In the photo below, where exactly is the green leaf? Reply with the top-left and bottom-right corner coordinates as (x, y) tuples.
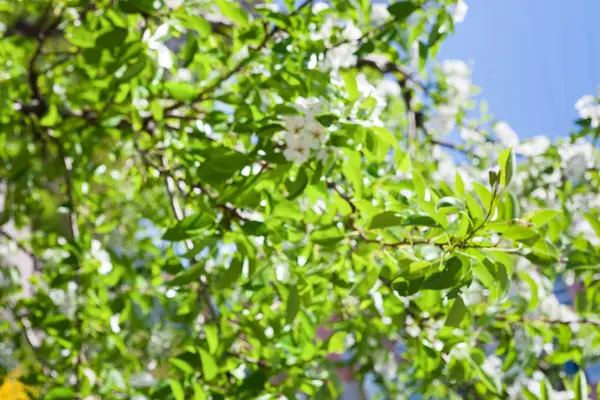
(455, 172), (465, 198)
(472, 259), (499, 299)
(342, 149), (363, 196)
(199, 347), (218, 381)
(168, 379), (185, 400)
(583, 212), (600, 236)
(40, 104), (62, 127)
(502, 226), (539, 246)
(165, 82), (197, 101)
(328, 331), (346, 353)
(435, 196), (464, 212)
(44, 387), (77, 400)
(423, 256), (463, 290)
(193, 383), (207, 400)
(340, 69), (359, 102)
(392, 277), (424, 296)
(182, 35), (198, 67)
(238, 369), (268, 396)
(215, 0), (249, 27)
(170, 357), (195, 375)
(523, 209), (561, 227)
(217, 257), (243, 289)
(0, 210), (8, 227)
(257, 123), (285, 136)
(369, 211), (403, 229)
(387, 1), (418, 23)
(519, 272), (539, 311)
(150, 99), (164, 121)
(167, 264), (204, 287)
(574, 370), (588, 400)
(488, 170), (499, 188)
(310, 226), (345, 246)
(412, 170), (426, 201)
(205, 325), (219, 354)
(403, 212), (439, 227)
(473, 182), (492, 209)
(498, 148), (515, 186)
(445, 296), (467, 327)
(540, 378), (550, 400)
(96, 28), (128, 50)
(119, 0), (155, 14)
(163, 213), (214, 241)
(286, 285), (300, 325)
(119, 56), (147, 81)
(286, 167), (308, 199)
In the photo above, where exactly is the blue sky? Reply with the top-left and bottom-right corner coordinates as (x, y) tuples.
(438, 0), (600, 140)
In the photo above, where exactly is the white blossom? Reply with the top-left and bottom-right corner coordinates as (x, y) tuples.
(295, 97), (322, 120)
(283, 115), (305, 134)
(110, 315), (121, 334)
(560, 140), (594, 184)
(143, 24), (173, 70)
(575, 94), (600, 127)
(165, 0), (184, 9)
(517, 136), (550, 157)
(452, 0), (469, 24)
(342, 20), (362, 42)
(571, 214), (600, 245)
(326, 43), (358, 70)
(441, 59), (471, 107)
(305, 120), (328, 149)
(482, 355), (502, 376)
(494, 121), (519, 147)
(371, 3), (391, 23)
(460, 127), (485, 142)
(283, 134), (311, 164)
(311, 16), (335, 41)
(129, 372), (157, 388)
(537, 295), (579, 322)
(91, 239), (113, 275)
(312, 1), (330, 14)
(425, 104), (458, 135)
(175, 68), (192, 81)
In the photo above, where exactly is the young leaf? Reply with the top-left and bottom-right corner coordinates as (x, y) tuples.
(455, 172), (466, 198)
(286, 167), (309, 200)
(198, 347), (218, 381)
(286, 285), (300, 325)
(205, 325), (219, 354)
(540, 378), (549, 400)
(445, 296), (467, 327)
(369, 211), (404, 229)
(328, 331), (347, 353)
(168, 380), (185, 400)
(388, 1), (418, 23)
(498, 148), (515, 186)
(574, 370), (588, 400)
(44, 387), (77, 400)
(217, 257), (243, 289)
(163, 213), (214, 241)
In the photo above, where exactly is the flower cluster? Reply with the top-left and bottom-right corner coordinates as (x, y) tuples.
(575, 94), (600, 127)
(281, 98), (329, 165)
(452, 0), (469, 24)
(560, 138), (596, 184)
(425, 60), (471, 135)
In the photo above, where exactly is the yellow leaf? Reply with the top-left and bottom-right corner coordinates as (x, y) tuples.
(0, 366), (39, 400)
